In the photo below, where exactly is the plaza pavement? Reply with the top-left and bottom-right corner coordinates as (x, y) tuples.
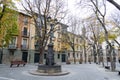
(0, 63), (120, 80)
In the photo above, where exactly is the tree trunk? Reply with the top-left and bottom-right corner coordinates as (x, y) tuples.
(0, 52), (3, 64)
(97, 48), (100, 65)
(73, 50), (76, 64)
(102, 58), (104, 67)
(0, 47), (3, 64)
(84, 53), (86, 63)
(84, 41), (87, 63)
(39, 47), (44, 64)
(110, 47), (116, 71)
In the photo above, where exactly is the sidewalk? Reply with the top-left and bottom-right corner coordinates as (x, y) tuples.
(102, 62), (120, 71)
(0, 63), (119, 80)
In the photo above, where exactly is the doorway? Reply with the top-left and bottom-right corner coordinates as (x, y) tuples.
(34, 53), (40, 63)
(61, 54), (66, 62)
(22, 52), (28, 62)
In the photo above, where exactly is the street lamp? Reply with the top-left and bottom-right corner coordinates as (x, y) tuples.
(46, 16), (58, 66)
(36, 16), (64, 74)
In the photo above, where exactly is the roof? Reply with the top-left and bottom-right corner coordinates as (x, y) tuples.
(58, 22), (69, 28)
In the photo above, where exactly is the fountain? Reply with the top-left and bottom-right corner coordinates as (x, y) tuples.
(29, 17), (69, 76)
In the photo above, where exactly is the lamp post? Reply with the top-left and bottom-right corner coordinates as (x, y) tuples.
(46, 16), (57, 66)
(31, 17), (69, 76)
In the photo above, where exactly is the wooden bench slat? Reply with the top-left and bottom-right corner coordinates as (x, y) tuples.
(10, 61), (26, 67)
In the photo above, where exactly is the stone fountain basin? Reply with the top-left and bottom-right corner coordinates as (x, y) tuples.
(29, 64), (70, 76)
(37, 64), (61, 73)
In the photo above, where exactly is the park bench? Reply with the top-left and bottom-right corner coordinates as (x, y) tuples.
(118, 70), (120, 75)
(10, 61), (26, 67)
(105, 66), (110, 69)
(118, 71), (120, 75)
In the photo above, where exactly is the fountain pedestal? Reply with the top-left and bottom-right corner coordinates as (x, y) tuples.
(37, 44), (61, 73)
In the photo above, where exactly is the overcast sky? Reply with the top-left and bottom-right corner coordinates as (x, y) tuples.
(14, 0), (120, 19)
(66, 0), (120, 19)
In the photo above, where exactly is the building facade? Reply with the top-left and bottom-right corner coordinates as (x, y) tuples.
(1, 12), (90, 64)
(2, 12), (35, 64)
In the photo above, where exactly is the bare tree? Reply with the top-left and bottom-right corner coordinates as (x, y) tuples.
(62, 15), (80, 64)
(20, 0), (67, 64)
(110, 11), (120, 46)
(80, 22), (88, 63)
(84, 15), (104, 65)
(78, 0), (116, 71)
(90, 0), (116, 71)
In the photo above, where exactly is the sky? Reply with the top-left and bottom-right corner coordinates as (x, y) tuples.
(13, 0), (120, 19)
(66, 0), (120, 19)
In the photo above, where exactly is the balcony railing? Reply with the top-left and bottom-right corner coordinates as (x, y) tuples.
(8, 44), (17, 50)
(21, 45), (28, 50)
(22, 31), (29, 37)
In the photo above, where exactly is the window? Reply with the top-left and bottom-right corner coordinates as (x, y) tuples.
(77, 46), (78, 50)
(23, 27), (27, 35)
(10, 51), (14, 56)
(22, 38), (27, 48)
(11, 37), (16, 45)
(23, 39), (27, 45)
(57, 54), (60, 59)
(36, 15), (44, 27)
(24, 16), (28, 25)
(68, 53), (70, 57)
(44, 54), (47, 59)
(58, 44), (60, 48)
(77, 53), (79, 57)
(76, 39), (78, 43)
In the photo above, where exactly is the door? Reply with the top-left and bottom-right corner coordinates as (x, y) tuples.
(61, 54), (66, 62)
(22, 52), (28, 62)
(34, 53), (40, 63)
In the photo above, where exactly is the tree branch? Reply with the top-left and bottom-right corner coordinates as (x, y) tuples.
(0, 4), (6, 20)
(107, 0), (120, 10)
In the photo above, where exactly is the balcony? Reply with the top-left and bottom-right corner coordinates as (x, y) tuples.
(22, 31), (29, 38)
(21, 45), (28, 50)
(8, 44), (17, 50)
